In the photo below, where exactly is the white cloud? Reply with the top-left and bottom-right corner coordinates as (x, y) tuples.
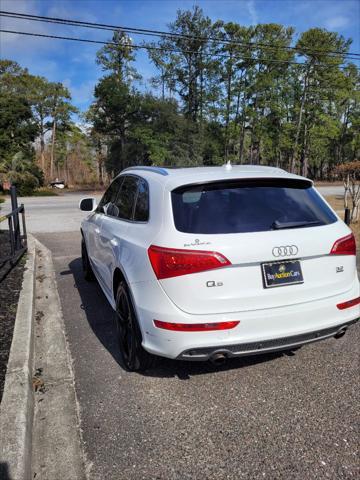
(63, 78), (97, 107)
(324, 15), (350, 30)
(0, 0), (37, 14)
(0, 0), (64, 55)
(293, 1), (356, 32)
(47, 2), (99, 23)
(0, 0), (103, 55)
(246, 0), (258, 25)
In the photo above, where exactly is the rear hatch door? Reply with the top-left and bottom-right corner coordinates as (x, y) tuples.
(156, 178), (356, 315)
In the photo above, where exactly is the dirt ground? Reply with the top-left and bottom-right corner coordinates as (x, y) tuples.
(326, 195), (359, 244)
(314, 181), (344, 186)
(0, 231), (25, 402)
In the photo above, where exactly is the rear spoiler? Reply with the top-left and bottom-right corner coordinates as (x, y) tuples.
(172, 177), (313, 193)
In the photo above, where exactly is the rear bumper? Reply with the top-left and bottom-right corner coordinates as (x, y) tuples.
(177, 319), (359, 360)
(131, 278), (360, 360)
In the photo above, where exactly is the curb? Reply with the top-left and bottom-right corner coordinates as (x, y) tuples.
(31, 238), (87, 480)
(0, 235), (36, 480)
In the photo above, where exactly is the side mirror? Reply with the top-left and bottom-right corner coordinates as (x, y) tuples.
(79, 197), (97, 212)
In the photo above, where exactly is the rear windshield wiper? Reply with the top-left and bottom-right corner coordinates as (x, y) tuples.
(271, 220), (321, 230)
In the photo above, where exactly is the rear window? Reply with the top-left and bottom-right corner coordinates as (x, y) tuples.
(171, 179), (337, 234)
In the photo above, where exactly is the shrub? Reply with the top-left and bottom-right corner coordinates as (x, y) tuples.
(27, 163), (44, 187)
(7, 171), (39, 196)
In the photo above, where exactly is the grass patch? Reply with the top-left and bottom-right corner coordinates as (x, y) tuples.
(31, 188), (58, 197)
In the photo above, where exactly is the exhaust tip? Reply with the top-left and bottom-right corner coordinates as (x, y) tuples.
(334, 327), (347, 339)
(210, 352), (227, 366)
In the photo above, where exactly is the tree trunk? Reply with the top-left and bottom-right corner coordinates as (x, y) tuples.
(224, 56), (233, 160)
(238, 82), (247, 163)
(119, 134), (125, 172)
(64, 154), (69, 185)
(40, 132), (45, 172)
(161, 68), (165, 101)
(300, 121), (308, 177)
(50, 119), (57, 180)
(239, 121), (246, 163)
(290, 68), (310, 173)
(40, 115), (45, 173)
(199, 49), (204, 126)
(98, 159), (104, 186)
(97, 140), (104, 186)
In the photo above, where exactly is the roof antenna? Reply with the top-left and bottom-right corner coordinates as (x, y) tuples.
(224, 160), (232, 171)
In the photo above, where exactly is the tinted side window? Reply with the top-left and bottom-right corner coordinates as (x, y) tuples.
(114, 176), (139, 220)
(134, 178), (149, 222)
(98, 177), (123, 211)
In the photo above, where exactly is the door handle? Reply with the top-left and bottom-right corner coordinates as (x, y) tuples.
(110, 238), (119, 246)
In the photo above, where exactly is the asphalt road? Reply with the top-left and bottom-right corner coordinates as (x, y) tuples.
(0, 192), (102, 233)
(317, 185), (345, 196)
(15, 190), (356, 480)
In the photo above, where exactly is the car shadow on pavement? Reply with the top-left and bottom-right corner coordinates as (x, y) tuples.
(0, 463), (11, 480)
(67, 258), (125, 369)
(69, 257), (294, 380)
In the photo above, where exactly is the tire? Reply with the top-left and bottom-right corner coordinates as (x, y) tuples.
(81, 238), (95, 281)
(115, 281), (156, 371)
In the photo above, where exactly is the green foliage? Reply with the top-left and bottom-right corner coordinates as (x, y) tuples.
(1, 151), (44, 196)
(0, 59), (78, 188)
(7, 171), (39, 196)
(0, 60), (41, 195)
(88, 8), (359, 179)
(96, 30), (141, 83)
(2, 8), (359, 186)
(0, 88), (38, 164)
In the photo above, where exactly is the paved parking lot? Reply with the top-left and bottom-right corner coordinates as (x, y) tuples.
(18, 191), (357, 480)
(37, 230), (360, 479)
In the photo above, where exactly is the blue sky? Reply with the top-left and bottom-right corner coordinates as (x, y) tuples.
(1, 0), (359, 113)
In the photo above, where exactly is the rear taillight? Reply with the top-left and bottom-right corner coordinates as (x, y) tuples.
(148, 245), (231, 279)
(330, 233), (356, 255)
(153, 320), (240, 331)
(337, 297), (360, 310)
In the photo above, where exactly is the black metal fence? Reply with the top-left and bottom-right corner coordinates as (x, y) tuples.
(0, 186), (27, 281)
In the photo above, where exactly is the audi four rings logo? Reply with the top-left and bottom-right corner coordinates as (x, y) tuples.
(272, 245), (299, 257)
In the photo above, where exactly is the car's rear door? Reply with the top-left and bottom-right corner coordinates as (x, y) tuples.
(98, 175), (139, 294)
(86, 178), (122, 280)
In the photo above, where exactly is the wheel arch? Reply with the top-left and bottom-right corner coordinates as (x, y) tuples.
(113, 267), (146, 341)
(113, 267), (127, 303)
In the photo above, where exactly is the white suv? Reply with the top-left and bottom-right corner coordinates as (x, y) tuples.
(80, 165), (359, 371)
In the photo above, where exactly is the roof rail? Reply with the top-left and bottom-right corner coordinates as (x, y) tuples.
(122, 166), (169, 176)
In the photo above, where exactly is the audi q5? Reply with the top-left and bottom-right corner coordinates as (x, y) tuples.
(79, 165), (359, 371)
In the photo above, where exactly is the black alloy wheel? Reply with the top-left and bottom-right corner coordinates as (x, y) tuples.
(115, 281), (156, 371)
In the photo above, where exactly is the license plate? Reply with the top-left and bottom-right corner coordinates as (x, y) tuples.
(262, 260), (304, 288)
